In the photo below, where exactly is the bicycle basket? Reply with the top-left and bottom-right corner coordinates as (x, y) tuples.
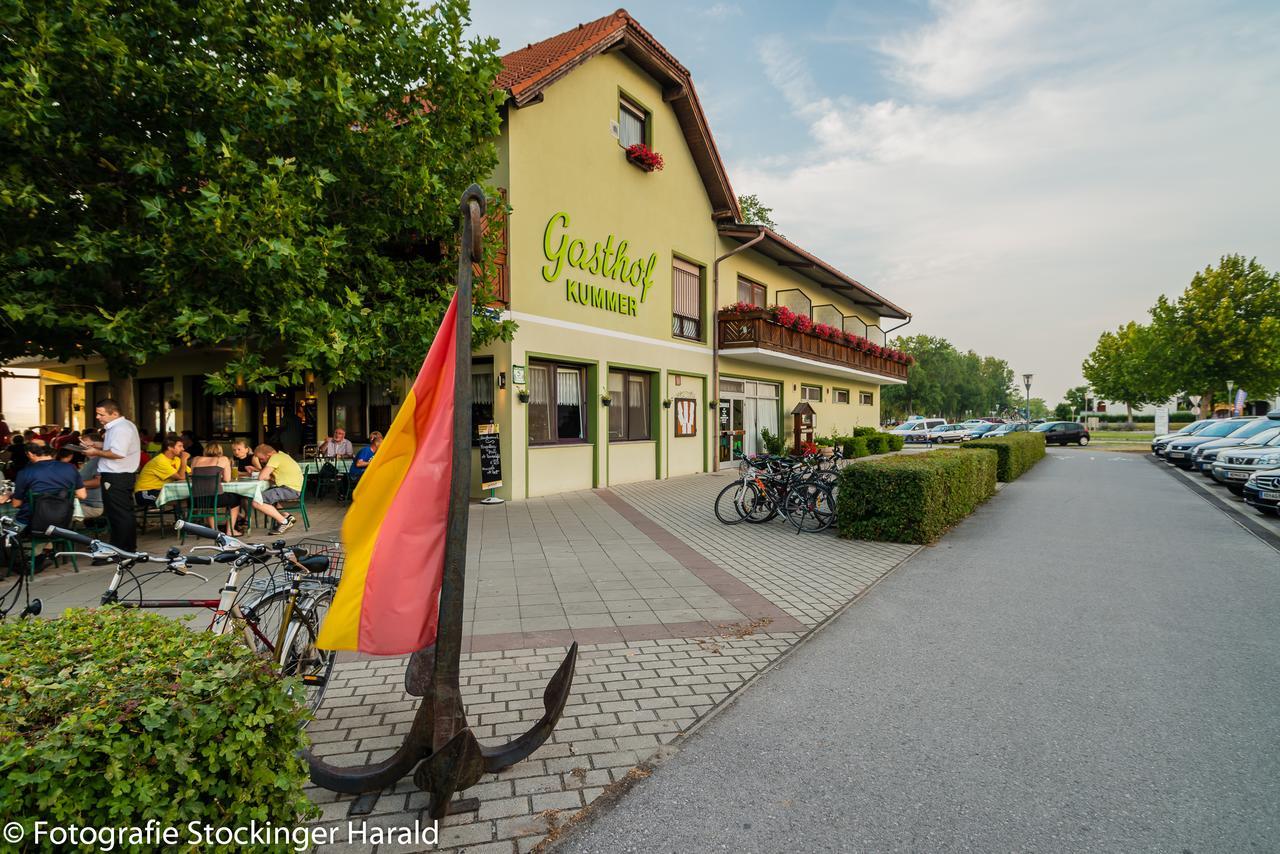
(294, 538), (345, 580)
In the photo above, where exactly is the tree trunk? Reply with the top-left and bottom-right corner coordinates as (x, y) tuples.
(1125, 402), (1133, 427)
(109, 374), (135, 421)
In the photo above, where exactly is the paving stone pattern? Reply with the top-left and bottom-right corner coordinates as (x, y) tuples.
(307, 634), (800, 852)
(610, 471), (918, 626)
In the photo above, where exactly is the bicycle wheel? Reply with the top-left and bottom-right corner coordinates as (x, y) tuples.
(714, 481), (756, 524)
(280, 589), (336, 715)
(741, 480), (778, 523)
(783, 482), (836, 533)
(237, 586), (294, 659)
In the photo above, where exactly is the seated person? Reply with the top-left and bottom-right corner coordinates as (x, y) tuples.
(133, 435), (186, 508)
(57, 447), (104, 521)
(348, 432), (382, 492)
(251, 444), (302, 533)
(3, 443), (86, 531)
(231, 438), (259, 476)
(187, 443), (241, 533)
(318, 428), (354, 458)
(180, 429), (204, 459)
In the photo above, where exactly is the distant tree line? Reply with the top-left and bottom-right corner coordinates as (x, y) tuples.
(1081, 255), (1280, 422)
(880, 335), (1017, 421)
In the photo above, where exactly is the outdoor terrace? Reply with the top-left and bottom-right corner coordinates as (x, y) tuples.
(717, 308), (910, 384)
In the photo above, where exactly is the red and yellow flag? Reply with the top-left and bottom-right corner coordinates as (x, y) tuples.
(317, 295), (458, 654)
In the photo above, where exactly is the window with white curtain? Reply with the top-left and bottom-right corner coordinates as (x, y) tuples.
(608, 369), (651, 441)
(472, 361), (494, 444)
(529, 360), (588, 445)
(619, 98), (646, 148)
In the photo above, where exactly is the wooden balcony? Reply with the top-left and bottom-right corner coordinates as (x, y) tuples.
(717, 309), (909, 383)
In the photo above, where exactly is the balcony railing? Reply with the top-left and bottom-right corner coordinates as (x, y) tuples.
(717, 309), (909, 381)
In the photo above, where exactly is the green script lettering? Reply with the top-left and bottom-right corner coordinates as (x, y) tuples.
(542, 211), (570, 282)
(543, 211), (663, 310)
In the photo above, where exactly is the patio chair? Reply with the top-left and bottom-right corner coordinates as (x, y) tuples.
(255, 471), (311, 532)
(27, 488), (78, 575)
(135, 492), (180, 534)
(181, 467), (233, 544)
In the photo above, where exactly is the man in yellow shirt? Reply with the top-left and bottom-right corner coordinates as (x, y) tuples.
(134, 435), (187, 509)
(252, 443), (302, 533)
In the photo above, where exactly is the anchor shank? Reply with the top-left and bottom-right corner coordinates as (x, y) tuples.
(431, 189), (484, 753)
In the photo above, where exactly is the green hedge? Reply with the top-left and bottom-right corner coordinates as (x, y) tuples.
(0, 608), (316, 836)
(864, 433), (888, 455)
(836, 449), (997, 544)
(961, 432), (1045, 482)
(1092, 411), (1196, 424)
(852, 426), (879, 438)
(885, 433), (905, 452)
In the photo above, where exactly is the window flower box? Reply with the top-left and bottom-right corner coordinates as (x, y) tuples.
(625, 143), (664, 172)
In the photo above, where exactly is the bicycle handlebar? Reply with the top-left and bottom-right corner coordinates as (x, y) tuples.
(46, 525), (149, 563)
(45, 525), (96, 547)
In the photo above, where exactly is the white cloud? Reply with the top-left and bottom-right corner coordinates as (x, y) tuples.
(735, 1), (1280, 400)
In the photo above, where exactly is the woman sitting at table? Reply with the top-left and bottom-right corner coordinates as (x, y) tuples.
(189, 443), (241, 533)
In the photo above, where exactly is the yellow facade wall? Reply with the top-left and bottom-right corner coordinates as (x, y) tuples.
(719, 359), (881, 441)
(607, 441), (656, 486)
(527, 444), (594, 497)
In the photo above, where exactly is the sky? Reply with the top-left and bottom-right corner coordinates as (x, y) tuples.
(467, 0), (1280, 402)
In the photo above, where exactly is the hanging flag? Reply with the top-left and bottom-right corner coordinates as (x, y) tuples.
(318, 295), (458, 654)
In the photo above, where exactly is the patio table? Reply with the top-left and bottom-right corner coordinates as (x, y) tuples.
(155, 478), (267, 508)
(300, 458), (352, 477)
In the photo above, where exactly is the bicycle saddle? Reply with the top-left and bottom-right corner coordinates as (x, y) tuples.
(300, 554), (331, 574)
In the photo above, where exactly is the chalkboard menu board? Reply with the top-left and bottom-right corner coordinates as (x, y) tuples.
(477, 424), (502, 490)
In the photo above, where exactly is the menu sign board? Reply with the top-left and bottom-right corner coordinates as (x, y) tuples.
(477, 424), (502, 491)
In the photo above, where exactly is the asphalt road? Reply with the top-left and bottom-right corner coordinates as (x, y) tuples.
(559, 449), (1280, 852)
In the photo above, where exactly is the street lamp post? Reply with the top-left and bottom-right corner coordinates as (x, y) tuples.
(1022, 373), (1034, 422)
(1227, 380), (1235, 418)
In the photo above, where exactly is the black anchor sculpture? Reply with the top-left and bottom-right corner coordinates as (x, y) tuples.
(306, 185), (578, 818)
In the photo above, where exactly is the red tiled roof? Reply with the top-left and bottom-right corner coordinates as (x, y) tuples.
(496, 9), (739, 221)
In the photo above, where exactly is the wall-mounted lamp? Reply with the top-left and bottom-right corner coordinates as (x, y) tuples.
(498, 371), (507, 389)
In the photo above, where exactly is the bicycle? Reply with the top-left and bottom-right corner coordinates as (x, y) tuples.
(48, 520), (338, 715)
(714, 453), (837, 533)
(0, 517), (42, 620)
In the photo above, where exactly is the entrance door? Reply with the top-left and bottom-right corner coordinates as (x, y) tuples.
(719, 380), (780, 461)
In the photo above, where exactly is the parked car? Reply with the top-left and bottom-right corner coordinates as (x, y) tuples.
(1031, 421), (1090, 445)
(1191, 421), (1280, 474)
(1151, 418), (1215, 457)
(1243, 470), (1280, 515)
(964, 422), (1001, 440)
(889, 419), (947, 443)
(985, 422), (1030, 438)
(1209, 435), (1280, 493)
(1164, 417), (1257, 469)
(930, 424), (969, 443)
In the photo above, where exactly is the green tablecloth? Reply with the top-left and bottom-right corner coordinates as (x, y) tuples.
(300, 458), (352, 477)
(155, 478), (267, 507)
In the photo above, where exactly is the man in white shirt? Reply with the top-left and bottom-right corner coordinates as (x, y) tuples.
(81, 399), (141, 551)
(318, 427), (354, 458)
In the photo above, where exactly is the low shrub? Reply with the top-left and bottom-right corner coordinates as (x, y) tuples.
(852, 426), (879, 438)
(961, 432), (1046, 482)
(836, 449), (997, 544)
(864, 434), (889, 455)
(759, 428), (787, 456)
(847, 436), (870, 458)
(885, 433), (905, 452)
(0, 608), (316, 836)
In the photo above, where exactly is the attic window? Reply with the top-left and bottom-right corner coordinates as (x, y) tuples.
(619, 97), (647, 148)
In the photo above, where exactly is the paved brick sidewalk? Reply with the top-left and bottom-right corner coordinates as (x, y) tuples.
(305, 470), (917, 852)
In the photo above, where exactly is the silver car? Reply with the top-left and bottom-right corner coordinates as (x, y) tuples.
(1210, 436), (1280, 493)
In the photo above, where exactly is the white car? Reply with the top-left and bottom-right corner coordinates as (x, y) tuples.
(890, 419), (946, 443)
(930, 424), (969, 443)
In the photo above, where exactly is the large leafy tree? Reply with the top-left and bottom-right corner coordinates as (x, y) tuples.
(1081, 321), (1173, 423)
(1148, 255), (1280, 411)
(881, 335), (1015, 420)
(1064, 385), (1089, 414)
(0, 0), (510, 397)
